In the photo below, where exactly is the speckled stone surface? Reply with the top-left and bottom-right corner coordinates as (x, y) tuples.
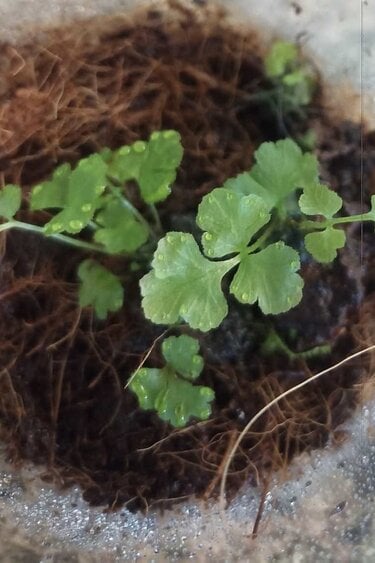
(0, 1), (374, 560)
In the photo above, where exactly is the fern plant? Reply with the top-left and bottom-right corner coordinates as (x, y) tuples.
(1, 130), (374, 428)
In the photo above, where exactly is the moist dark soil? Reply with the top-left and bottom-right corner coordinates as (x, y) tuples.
(0, 1), (375, 512)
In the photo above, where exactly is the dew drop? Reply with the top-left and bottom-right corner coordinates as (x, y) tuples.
(192, 355), (201, 364)
(133, 141), (146, 153)
(33, 185), (42, 194)
(206, 249), (214, 256)
(157, 254), (165, 261)
(241, 292), (249, 301)
(151, 132), (160, 141)
(51, 223), (62, 232)
(180, 307), (188, 315)
(119, 146), (131, 155)
(69, 220), (83, 230)
(81, 203), (92, 212)
(163, 130), (177, 139)
(204, 233), (213, 241)
(180, 233), (187, 242)
(226, 192), (233, 200)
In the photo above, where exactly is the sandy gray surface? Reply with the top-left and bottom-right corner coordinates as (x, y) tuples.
(0, 399), (374, 562)
(0, 0), (374, 561)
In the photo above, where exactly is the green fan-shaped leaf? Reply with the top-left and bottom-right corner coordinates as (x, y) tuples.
(129, 366), (214, 427)
(265, 41), (298, 78)
(0, 184), (21, 220)
(30, 163), (71, 210)
(299, 183), (343, 218)
(230, 242), (303, 314)
(250, 139), (319, 208)
(44, 154), (108, 235)
(140, 232), (233, 331)
(161, 335), (203, 380)
(304, 228), (346, 263)
(109, 130), (183, 204)
(94, 199), (148, 254)
(78, 259), (124, 319)
(223, 172), (273, 207)
(196, 189), (270, 257)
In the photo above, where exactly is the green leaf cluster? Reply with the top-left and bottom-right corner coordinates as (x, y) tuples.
(0, 130), (183, 320)
(264, 40), (316, 108)
(141, 139), (313, 331)
(129, 335), (214, 427)
(141, 137), (375, 332)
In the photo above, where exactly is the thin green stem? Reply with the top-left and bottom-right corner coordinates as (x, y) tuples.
(0, 220), (107, 254)
(149, 204), (163, 234)
(301, 211), (374, 232)
(331, 212), (374, 226)
(108, 183), (157, 240)
(246, 225), (274, 254)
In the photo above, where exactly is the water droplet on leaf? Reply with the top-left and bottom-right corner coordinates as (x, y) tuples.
(163, 130), (177, 139)
(133, 141), (146, 153)
(69, 220), (83, 230)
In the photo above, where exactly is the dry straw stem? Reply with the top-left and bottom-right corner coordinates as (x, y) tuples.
(219, 343), (375, 509)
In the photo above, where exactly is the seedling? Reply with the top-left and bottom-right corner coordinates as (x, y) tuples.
(129, 335), (214, 427)
(264, 40), (316, 110)
(141, 138), (375, 332)
(1, 129), (374, 428)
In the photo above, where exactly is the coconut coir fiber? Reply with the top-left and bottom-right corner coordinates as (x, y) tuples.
(0, 1), (375, 511)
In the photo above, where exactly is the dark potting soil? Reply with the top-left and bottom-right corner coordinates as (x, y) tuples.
(0, 2), (375, 511)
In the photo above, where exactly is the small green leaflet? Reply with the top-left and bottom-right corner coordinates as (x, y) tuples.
(299, 183), (343, 218)
(30, 163), (71, 210)
(129, 335), (214, 427)
(304, 228), (346, 263)
(94, 199), (148, 254)
(161, 334), (204, 380)
(109, 130), (183, 204)
(197, 189), (270, 257)
(299, 184), (345, 263)
(140, 232), (233, 331)
(43, 154), (108, 235)
(265, 41), (298, 78)
(78, 259), (124, 319)
(230, 242), (303, 314)
(249, 139), (319, 208)
(0, 184), (21, 220)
